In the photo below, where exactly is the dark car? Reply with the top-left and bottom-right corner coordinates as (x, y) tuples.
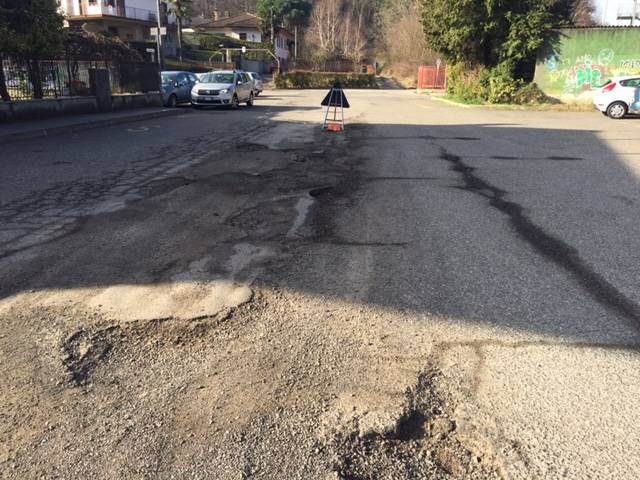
(161, 71), (199, 107)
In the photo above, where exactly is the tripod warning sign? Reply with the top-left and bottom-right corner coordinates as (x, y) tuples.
(321, 81), (349, 131)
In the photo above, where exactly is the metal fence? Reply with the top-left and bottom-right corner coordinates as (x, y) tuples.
(1, 56), (160, 101)
(417, 65), (447, 90)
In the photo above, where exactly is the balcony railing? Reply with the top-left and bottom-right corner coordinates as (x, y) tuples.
(78, 4), (157, 22)
(616, 0), (639, 20)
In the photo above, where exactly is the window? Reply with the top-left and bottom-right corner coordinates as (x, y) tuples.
(188, 74), (198, 84)
(239, 32), (247, 41)
(161, 73), (177, 85)
(201, 73), (234, 84)
(176, 73), (188, 85)
(621, 78), (640, 88)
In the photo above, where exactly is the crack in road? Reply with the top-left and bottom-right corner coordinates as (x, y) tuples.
(440, 147), (640, 328)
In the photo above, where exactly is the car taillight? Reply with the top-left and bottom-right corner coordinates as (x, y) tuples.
(602, 83), (616, 93)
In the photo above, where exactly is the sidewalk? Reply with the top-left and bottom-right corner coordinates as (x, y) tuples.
(0, 107), (182, 144)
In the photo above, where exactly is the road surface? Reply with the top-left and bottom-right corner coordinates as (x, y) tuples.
(1, 90), (639, 479)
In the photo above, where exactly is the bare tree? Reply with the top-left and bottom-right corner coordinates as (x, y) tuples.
(571, 0), (595, 26)
(339, 3), (367, 63)
(304, 0), (343, 61)
(380, 0), (438, 77)
(303, 0), (372, 65)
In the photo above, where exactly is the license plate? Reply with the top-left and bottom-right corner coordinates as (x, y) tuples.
(204, 96), (214, 101)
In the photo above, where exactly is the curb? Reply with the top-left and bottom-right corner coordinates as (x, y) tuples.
(430, 96), (476, 108)
(0, 108), (182, 145)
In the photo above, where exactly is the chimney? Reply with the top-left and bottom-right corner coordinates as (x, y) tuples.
(213, 9), (220, 21)
(224, 10), (230, 18)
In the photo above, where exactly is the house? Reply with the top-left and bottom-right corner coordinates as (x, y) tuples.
(58, 0), (175, 43)
(196, 12), (294, 66)
(197, 12), (263, 43)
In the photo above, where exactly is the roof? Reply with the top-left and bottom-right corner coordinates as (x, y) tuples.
(199, 12), (260, 30)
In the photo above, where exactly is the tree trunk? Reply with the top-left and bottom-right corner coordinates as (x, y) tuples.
(28, 59), (44, 100)
(0, 54), (11, 102)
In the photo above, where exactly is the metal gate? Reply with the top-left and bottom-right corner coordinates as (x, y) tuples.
(417, 65), (446, 90)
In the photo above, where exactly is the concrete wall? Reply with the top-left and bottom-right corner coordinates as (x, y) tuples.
(0, 93), (163, 123)
(534, 27), (640, 102)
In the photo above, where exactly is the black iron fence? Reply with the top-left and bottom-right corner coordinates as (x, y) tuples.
(0, 55), (160, 102)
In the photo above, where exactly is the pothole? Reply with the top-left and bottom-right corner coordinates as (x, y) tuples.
(235, 142), (270, 152)
(309, 186), (335, 198)
(325, 368), (498, 480)
(62, 327), (116, 386)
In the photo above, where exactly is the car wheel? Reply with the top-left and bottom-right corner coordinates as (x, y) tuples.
(606, 101), (627, 119)
(247, 93), (254, 107)
(167, 94), (177, 108)
(230, 95), (239, 110)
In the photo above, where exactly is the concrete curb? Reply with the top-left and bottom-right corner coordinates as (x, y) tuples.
(0, 108), (182, 145)
(430, 96), (476, 108)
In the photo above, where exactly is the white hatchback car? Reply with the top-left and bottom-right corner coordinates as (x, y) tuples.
(593, 75), (640, 119)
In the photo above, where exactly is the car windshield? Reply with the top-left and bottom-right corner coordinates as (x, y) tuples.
(201, 73), (234, 84)
(251, 73), (261, 80)
(161, 73), (177, 85)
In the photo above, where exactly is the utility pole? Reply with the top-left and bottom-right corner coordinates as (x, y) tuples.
(632, 0), (638, 26)
(294, 25), (297, 61)
(155, 0), (163, 69)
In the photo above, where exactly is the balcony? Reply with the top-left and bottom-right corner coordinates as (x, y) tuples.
(75, 4), (157, 23)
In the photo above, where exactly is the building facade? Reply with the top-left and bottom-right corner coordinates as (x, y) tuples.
(59, 0), (173, 42)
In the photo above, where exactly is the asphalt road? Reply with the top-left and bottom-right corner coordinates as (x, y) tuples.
(1, 90), (639, 479)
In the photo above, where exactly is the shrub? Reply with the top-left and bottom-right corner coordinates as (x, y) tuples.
(446, 64), (489, 103)
(511, 82), (553, 104)
(275, 72), (377, 89)
(487, 63), (521, 103)
(446, 63), (553, 104)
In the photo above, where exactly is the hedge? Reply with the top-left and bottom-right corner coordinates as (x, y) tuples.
(274, 72), (377, 89)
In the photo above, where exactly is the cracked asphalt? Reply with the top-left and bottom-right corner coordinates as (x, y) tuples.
(1, 90), (640, 479)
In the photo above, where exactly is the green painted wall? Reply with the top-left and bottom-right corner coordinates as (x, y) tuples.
(534, 28), (640, 100)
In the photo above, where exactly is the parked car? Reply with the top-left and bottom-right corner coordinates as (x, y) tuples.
(593, 75), (640, 119)
(191, 70), (254, 109)
(161, 71), (199, 107)
(247, 72), (263, 96)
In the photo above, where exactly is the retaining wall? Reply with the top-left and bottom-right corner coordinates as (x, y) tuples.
(0, 93), (163, 123)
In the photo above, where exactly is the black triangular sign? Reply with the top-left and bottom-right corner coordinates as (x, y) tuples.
(321, 81), (350, 108)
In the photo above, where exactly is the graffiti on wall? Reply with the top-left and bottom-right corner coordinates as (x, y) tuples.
(534, 29), (640, 99)
(543, 49), (625, 94)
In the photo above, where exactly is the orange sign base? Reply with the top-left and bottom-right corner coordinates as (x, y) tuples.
(325, 123), (343, 132)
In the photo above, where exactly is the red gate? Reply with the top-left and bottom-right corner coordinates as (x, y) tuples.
(417, 65), (446, 90)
